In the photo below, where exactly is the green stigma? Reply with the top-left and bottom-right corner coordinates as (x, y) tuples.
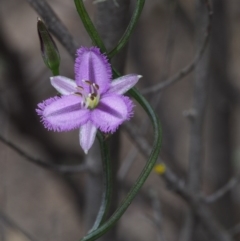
(86, 94), (100, 109)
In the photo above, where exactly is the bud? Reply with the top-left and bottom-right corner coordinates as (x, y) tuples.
(37, 18), (60, 75)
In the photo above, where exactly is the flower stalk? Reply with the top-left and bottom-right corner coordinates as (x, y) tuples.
(71, 2), (162, 241)
(80, 88), (162, 241)
(35, 1), (162, 240)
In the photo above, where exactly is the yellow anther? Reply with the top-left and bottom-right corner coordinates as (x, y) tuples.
(153, 163), (166, 175)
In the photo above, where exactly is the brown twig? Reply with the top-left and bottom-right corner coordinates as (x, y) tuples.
(0, 134), (88, 174)
(148, 189), (167, 241)
(26, 0), (78, 58)
(203, 176), (240, 203)
(0, 211), (39, 241)
(118, 0), (178, 180)
(160, 168), (232, 241)
(123, 121), (232, 241)
(179, 0), (212, 240)
(141, 0), (212, 94)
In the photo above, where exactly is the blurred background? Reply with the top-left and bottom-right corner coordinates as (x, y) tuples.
(1, 0), (240, 241)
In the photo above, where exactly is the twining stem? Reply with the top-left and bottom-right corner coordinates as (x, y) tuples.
(74, 0), (107, 52)
(74, 0), (145, 60)
(80, 88), (162, 241)
(108, 0), (145, 59)
(88, 132), (112, 232)
(74, 1), (162, 240)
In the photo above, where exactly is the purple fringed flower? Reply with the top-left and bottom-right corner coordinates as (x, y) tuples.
(37, 47), (141, 154)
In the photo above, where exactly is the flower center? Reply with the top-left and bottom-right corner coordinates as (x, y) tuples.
(86, 92), (100, 109)
(76, 80), (100, 109)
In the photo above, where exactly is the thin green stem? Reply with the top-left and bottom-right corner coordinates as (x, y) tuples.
(74, 0), (107, 52)
(80, 88), (162, 241)
(74, 2), (162, 240)
(108, 0), (145, 59)
(88, 132), (112, 232)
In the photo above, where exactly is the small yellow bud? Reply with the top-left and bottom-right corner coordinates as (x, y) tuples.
(153, 163), (166, 175)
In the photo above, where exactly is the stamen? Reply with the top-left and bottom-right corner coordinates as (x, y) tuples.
(93, 83), (99, 90)
(77, 80), (100, 110)
(74, 92), (83, 97)
(76, 86), (84, 91)
(83, 80), (91, 85)
(90, 84), (94, 94)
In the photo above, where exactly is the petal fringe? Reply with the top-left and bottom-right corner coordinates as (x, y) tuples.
(91, 94), (134, 133)
(36, 95), (89, 132)
(74, 47), (112, 94)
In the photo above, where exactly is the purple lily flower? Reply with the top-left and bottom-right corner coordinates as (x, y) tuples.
(37, 47), (141, 154)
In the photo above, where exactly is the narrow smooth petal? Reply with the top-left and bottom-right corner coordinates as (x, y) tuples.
(79, 121), (97, 154)
(50, 76), (77, 95)
(91, 94), (134, 133)
(37, 95), (89, 131)
(75, 47), (111, 94)
(108, 74), (142, 95)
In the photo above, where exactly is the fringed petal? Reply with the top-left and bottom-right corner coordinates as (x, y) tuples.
(75, 47), (111, 94)
(36, 95), (90, 131)
(91, 94), (134, 133)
